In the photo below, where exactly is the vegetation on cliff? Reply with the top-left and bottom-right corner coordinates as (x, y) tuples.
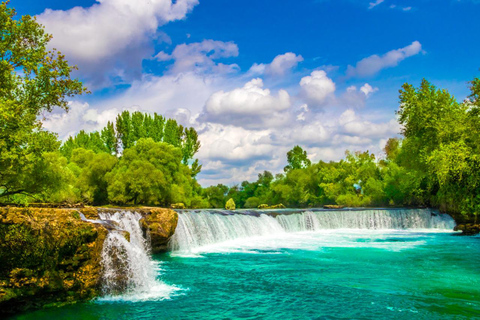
(0, 207), (108, 316)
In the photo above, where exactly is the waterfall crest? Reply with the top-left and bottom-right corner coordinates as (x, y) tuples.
(169, 208), (455, 252)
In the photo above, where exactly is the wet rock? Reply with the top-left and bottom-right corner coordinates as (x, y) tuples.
(257, 204), (286, 209)
(139, 208), (178, 253)
(268, 204), (286, 209)
(170, 203), (186, 209)
(324, 205), (345, 209)
(454, 224), (480, 235)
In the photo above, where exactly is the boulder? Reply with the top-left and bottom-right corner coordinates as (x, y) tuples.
(324, 205), (345, 209)
(170, 203), (186, 209)
(139, 208), (178, 253)
(454, 223), (480, 235)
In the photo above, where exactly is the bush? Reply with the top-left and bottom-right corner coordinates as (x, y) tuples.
(225, 198), (236, 210)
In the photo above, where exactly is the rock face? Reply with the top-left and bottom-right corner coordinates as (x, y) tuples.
(139, 208), (178, 253)
(0, 207), (108, 316)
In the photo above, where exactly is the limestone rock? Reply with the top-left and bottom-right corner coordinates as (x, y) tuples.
(454, 224), (480, 235)
(170, 203), (186, 209)
(139, 208), (178, 253)
(0, 207), (108, 316)
(324, 205), (345, 209)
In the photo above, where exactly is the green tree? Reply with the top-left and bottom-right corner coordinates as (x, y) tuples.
(69, 148), (117, 205)
(106, 138), (185, 205)
(101, 121), (117, 155)
(0, 3), (86, 201)
(284, 145), (311, 172)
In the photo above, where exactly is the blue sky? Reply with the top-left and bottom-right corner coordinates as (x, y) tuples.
(10, 0), (480, 185)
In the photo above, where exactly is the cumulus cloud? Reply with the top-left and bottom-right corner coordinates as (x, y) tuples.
(265, 52), (303, 76)
(340, 83), (379, 109)
(154, 39), (240, 74)
(43, 102), (121, 139)
(93, 72), (224, 125)
(202, 78), (292, 128)
(37, 0), (199, 87)
(338, 109), (400, 138)
(346, 41), (423, 78)
(197, 124), (275, 164)
(299, 70), (336, 107)
(245, 52), (303, 78)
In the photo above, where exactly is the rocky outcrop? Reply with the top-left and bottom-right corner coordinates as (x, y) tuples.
(454, 224), (480, 235)
(258, 204), (286, 209)
(0, 206), (180, 316)
(0, 207), (108, 316)
(323, 205), (345, 209)
(139, 208), (178, 253)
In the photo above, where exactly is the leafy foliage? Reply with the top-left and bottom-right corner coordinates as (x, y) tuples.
(0, 3), (86, 200)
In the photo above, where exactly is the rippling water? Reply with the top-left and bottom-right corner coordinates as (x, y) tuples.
(15, 229), (480, 320)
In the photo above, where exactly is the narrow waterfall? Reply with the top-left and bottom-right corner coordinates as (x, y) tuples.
(98, 211), (176, 300)
(169, 208), (455, 252)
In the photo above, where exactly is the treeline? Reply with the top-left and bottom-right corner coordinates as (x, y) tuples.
(2, 2), (480, 220)
(1, 109), (207, 207)
(204, 77), (480, 221)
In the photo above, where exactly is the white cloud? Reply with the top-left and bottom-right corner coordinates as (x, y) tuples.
(368, 0), (384, 9)
(155, 40), (240, 74)
(265, 52), (303, 76)
(245, 52), (303, 78)
(339, 109), (400, 138)
(96, 72), (227, 128)
(360, 83), (379, 97)
(43, 102), (121, 139)
(37, 0), (199, 87)
(202, 78), (292, 128)
(346, 41), (423, 78)
(246, 63), (267, 77)
(299, 70), (336, 106)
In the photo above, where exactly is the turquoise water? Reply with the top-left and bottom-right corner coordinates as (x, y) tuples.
(15, 229), (480, 319)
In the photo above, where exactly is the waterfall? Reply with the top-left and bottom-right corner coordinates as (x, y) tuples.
(169, 208), (455, 252)
(98, 211), (177, 301)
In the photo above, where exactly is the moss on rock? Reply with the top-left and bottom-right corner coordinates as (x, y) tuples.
(139, 208), (178, 253)
(0, 207), (108, 316)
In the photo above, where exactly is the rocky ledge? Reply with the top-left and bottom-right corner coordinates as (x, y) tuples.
(0, 207), (108, 316)
(0, 206), (179, 317)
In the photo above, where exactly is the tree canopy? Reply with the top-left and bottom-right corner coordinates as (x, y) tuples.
(0, 2), (86, 200)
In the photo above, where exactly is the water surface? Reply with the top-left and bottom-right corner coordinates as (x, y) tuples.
(14, 210), (480, 320)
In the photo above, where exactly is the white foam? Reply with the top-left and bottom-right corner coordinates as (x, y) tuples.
(169, 209), (456, 253)
(96, 283), (183, 303)
(98, 211), (177, 301)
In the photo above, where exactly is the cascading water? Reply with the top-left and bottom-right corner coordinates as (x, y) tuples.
(169, 208), (456, 252)
(98, 211), (178, 301)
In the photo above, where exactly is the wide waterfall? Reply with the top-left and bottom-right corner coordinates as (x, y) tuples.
(98, 211), (177, 301)
(169, 208), (455, 252)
